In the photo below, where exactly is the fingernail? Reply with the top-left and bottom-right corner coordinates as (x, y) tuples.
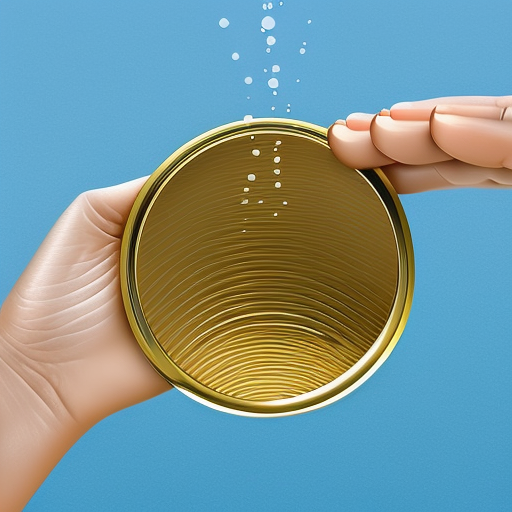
(379, 109), (390, 116)
(346, 112), (375, 131)
(334, 119), (346, 126)
(391, 102), (432, 121)
(434, 104), (504, 120)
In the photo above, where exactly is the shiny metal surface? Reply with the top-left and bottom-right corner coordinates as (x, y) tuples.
(121, 119), (414, 416)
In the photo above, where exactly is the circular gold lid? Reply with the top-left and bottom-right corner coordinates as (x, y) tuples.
(121, 119), (414, 416)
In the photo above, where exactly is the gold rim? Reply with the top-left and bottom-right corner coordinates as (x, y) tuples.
(120, 118), (414, 417)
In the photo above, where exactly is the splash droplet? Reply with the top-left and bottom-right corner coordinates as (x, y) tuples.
(266, 48), (271, 53)
(267, 36), (276, 46)
(232, 52), (240, 60)
(219, 18), (230, 28)
(252, 149), (261, 157)
(264, 68), (268, 72)
(272, 90), (277, 96)
(263, 3), (267, 9)
(258, 200), (264, 204)
(271, 106), (276, 111)
(274, 156), (281, 163)
(307, 19), (312, 24)
(250, 135), (255, 140)
(261, 16), (276, 30)
(244, 76), (253, 84)
(247, 173), (256, 181)
(275, 182), (282, 188)
(268, 2), (273, 8)
(244, 115), (253, 122)
(241, 199), (249, 204)
(296, 78), (301, 82)
(283, 200), (288, 205)
(272, 64), (280, 72)
(268, 78), (279, 89)
(273, 212), (278, 216)
(275, 140), (282, 145)
(299, 48), (306, 55)
(303, 42), (307, 46)
(273, 169), (281, 175)
(244, 187), (250, 192)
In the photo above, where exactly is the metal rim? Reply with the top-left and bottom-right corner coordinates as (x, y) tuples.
(120, 118), (414, 416)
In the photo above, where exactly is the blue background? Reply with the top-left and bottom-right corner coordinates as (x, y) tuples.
(1, 1), (512, 510)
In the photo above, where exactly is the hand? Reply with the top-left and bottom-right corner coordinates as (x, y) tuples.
(328, 96), (512, 193)
(0, 177), (171, 511)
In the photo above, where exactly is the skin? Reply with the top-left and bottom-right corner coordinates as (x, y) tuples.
(1, 96), (511, 511)
(328, 95), (512, 193)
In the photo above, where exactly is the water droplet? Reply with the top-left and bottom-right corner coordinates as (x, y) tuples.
(232, 52), (240, 60)
(283, 201), (288, 205)
(252, 149), (261, 157)
(267, 35), (276, 46)
(273, 212), (278, 216)
(273, 169), (281, 175)
(273, 148), (278, 152)
(272, 64), (280, 72)
(258, 200), (264, 204)
(286, 108), (291, 113)
(247, 96), (251, 100)
(266, 48), (271, 53)
(296, 78), (300, 83)
(248, 173), (256, 181)
(250, 135), (255, 140)
(307, 19), (312, 24)
(299, 48), (306, 55)
(241, 199), (249, 204)
(272, 90), (277, 96)
(244, 115), (253, 122)
(242, 229), (247, 232)
(261, 16), (275, 30)
(303, 42), (307, 45)
(219, 18), (230, 28)
(263, 3), (267, 9)
(271, 106), (275, 111)
(264, 68), (268, 72)
(244, 76), (253, 84)
(275, 181), (281, 188)
(244, 187), (250, 192)
(274, 156), (281, 163)
(261, 28), (265, 33)
(268, 2), (273, 8)
(268, 78), (279, 88)
(280, 1), (284, 5)
(275, 140), (282, 145)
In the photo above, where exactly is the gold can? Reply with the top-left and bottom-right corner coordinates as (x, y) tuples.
(120, 118), (414, 416)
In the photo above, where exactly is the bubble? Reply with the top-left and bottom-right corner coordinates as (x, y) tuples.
(232, 52), (240, 60)
(244, 115), (253, 122)
(244, 187), (250, 192)
(275, 181), (282, 188)
(273, 169), (281, 175)
(252, 149), (261, 156)
(272, 90), (277, 96)
(299, 48), (306, 55)
(219, 18), (230, 28)
(241, 199), (249, 204)
(283, 201), (288, 205)
(272, 64), (280, 72)
(244, 76), (253, 85)
(267, 36), (276, 45)
(261, 16), (275, 30)
(248, 173), (256, 181)
(268, 78), (279, 89)
(274, 156), (281, 163)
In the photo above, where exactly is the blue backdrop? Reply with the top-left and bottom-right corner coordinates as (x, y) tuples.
(1, 1), (511, 510)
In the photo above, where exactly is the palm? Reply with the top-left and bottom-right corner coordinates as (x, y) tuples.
(0, 178), (170, 426)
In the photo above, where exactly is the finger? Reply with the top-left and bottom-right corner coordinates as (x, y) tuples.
(431, 107), (512, 169)
(328, 120), (396, 169)
(390, 96), (507, 121)
(370, 115), (452, 165)
(381, 160), (512, 194)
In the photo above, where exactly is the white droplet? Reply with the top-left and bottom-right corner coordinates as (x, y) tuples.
(283, 201), (288, 205)
(274, 156), (281, 163)
(275, 181), (281, 188)
(272, 90), (277, 96)
(263, 3), (267, 9)
(268, 2), (273, 8)
(252, 149), (260, 157)
(280, 1), (284, 5)
(242, 229), (247, 232)
(245, 76), (253, 84)
(299, 48), (306, 55)
(264, 68), (268, 72)
(272, 64), (280, 72)
(244, 187), (250, 192)
(266, 48), (271, 53)
(267, 36), (276, 45)
(268, 78), (279, 89)
(303, 42), (307, 45)
(248, 173), (256, 181)
(286, 108), (291, 112)
(307, 19), (312, 24)
(244, 115), (253, 122)
(258, 200), (264, 204)
(250, 135), (255, 140)
(232, 52), (240, 60)
(219, 18), (230, 28)
(273, 169), (281, 175)
(275, 140), (281, 145)
(296, 78), (300, 82)
(273, 148), (278, 152)
(247, 96), (251, 100)
(261, 16), (275, 30)
(273, 212), (278, 216)
(241, 199), (249, 204)
(271, 106), (276, 111)
(261, 28), (265, 33)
